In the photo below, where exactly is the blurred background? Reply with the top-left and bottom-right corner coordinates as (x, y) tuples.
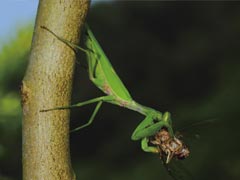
(0, 1), (240, 180)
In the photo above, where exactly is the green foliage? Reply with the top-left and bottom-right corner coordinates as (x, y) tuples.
(0, 24), (32, 91)
(0, 24), (33, 179)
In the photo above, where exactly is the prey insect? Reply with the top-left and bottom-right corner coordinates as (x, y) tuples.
(40, 25), (190, 164)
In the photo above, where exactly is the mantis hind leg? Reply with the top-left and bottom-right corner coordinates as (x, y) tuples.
(41, 26), (89, 53)
(42, 25), (100, 82)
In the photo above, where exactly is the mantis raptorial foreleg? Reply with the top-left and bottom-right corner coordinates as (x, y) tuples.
(141, 137), (159, 153)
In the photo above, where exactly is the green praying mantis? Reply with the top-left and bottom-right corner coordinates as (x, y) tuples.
(40, 25), (189, 164)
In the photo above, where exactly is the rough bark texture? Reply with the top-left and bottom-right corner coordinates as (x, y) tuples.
(21, 0), (90, 179)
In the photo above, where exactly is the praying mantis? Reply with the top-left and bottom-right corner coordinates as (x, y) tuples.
(40, 25), (189, 164)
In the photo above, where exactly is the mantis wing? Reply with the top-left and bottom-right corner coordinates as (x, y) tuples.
(84, 26), (133, 101)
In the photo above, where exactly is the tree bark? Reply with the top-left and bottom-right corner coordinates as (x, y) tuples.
(21, 0), (90, 179)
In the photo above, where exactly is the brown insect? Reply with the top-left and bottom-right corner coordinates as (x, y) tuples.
(150, 128), (190, 163)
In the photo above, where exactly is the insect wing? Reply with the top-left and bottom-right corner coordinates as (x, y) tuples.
(162, 157), (195, 180)
(174, 118), (217, 143)
(162, 118), (218, 180)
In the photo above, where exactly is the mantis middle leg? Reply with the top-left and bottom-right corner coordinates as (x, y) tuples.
(40, 95), (113, 112)
(41, 95), (114, 131)
(71, 100), (103, 132)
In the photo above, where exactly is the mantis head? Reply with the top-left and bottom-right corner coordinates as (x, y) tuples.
(133, 111), (189, 163)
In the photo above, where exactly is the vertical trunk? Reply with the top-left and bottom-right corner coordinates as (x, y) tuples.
(21, 0), (90, 179)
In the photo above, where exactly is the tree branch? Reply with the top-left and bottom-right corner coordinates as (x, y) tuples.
(21, 0), (90, 179)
